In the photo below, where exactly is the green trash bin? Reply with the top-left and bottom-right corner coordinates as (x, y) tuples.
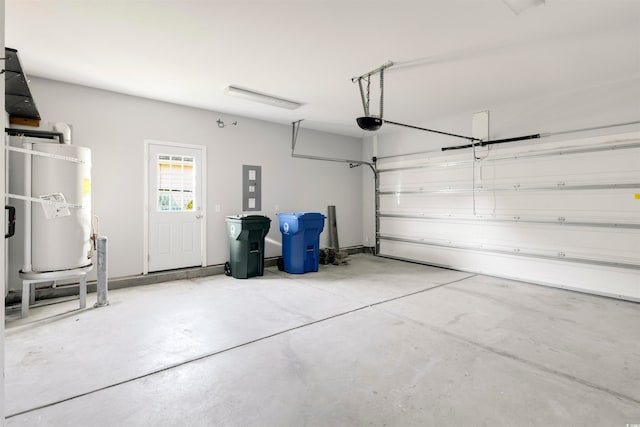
(225, 215), (271, 279)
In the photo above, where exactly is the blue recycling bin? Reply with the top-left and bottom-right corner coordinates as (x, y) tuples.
(277, 212), (326, 274)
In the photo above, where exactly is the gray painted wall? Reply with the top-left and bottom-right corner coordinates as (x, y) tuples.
(6, 78), (364, 291)
(373, 77), (640, 156)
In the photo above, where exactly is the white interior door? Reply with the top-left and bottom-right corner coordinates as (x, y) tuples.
(147, 142), (205, 272)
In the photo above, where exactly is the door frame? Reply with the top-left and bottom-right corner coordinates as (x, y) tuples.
(143, 139), (207, 275)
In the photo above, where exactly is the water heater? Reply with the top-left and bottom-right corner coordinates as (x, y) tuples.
(30, 142), (92, 272)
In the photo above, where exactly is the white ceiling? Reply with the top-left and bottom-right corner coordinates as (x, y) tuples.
(5, 0), (639, 137)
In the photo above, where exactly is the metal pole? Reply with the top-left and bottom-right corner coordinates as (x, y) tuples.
(23, 140), (32, 273)
(291, 119), (303, 153)
(94, 236), (109, 307)
(289, 121), (379, 255)
(358, 79), (369, 117)
(374, 159), (380, 256)
(327, 205), (340, 251)
(384, 119), (478, 141)
(441, 121), (640, 152)
(5, 133), (9, 298)
(292, 152), (374, 166)
(544, 120), (640, 137)
(290, 121), (375, 167)
(442, 133), (541, 151)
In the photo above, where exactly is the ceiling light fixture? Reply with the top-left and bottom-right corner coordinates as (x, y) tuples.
(224, 85), (303, 110)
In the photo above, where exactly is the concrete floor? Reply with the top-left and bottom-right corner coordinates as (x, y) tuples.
(4, 254), (640, 426)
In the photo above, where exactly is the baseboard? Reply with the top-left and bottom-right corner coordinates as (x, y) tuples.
(5, 245), (371, 305)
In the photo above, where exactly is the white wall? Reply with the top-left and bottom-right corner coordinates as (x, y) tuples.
(6, 78), (364, 291)
(375, 77), (640, 157)
(1, 0), (6, 421)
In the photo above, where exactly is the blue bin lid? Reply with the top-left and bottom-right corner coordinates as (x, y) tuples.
(277, 212), (325, 220)
(278, 212), (325, 235)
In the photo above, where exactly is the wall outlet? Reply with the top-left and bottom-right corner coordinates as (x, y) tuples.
(215, 204), (221, 212)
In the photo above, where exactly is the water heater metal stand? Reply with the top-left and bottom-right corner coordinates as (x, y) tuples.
(19, 265), (92, 318)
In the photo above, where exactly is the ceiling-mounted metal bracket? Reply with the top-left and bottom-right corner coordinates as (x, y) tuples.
(351, 61), (394, 83)
(290, 120), (377, 177)
(291, 119), (304, 153)
(351, 61), (481, 139)
(353, 61), (394, 131)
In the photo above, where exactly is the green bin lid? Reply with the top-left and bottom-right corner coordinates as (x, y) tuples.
(226, 214), (271, 221)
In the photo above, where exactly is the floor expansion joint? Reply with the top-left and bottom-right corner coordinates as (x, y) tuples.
(6, 273), (477, 419)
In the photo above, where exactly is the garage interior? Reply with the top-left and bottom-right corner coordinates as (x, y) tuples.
(5, 256), (640, 426)
(2, 0), (639, 426)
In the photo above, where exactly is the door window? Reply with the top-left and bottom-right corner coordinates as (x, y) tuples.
(157, 155), (195, 211)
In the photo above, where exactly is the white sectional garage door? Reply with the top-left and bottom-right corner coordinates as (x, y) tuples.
(376, 132), (640, 301)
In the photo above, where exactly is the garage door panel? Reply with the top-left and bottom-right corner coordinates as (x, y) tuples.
(379, 240), (640, 301)
(380, 217), (640, 265)
(380, 189), (638, 224)
(377, 132), (640, 301)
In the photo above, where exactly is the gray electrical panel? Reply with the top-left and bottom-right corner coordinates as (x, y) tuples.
(242, 165), (261, 211)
